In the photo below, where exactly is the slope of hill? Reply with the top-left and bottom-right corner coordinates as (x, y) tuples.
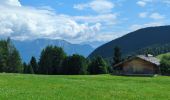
(89, 25), (170, 59)
(13, 39), (94, 62)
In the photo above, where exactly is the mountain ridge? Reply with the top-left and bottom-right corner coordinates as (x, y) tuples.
(12, 39), (94, 62)
(89, 25), (170, 59)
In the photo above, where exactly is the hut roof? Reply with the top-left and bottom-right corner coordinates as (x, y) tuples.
(137, 55), (160, 66)
(114, 55), (160, 67)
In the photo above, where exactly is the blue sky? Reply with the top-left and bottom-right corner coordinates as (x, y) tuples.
(0, 0), (170, 47)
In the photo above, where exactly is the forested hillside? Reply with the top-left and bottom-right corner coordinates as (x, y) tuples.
(89, 26), (170, 59)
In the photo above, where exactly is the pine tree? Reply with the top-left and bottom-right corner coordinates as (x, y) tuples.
(27, 64), (34, 74)
(113, 46), (122, 65)
(30, 56), (38, 74)
(23, 62), (28, 74)
(39, 46), (66, 75)
(8, 48), (23, 73)
(7, 38), (23, 73)
(0, 38), (23, 73)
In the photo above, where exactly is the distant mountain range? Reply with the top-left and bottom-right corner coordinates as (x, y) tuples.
(89, 25), (170, 59)
(12, 39), (94, 62)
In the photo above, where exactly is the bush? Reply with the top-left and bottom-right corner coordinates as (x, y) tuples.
(160, 55), (170, 75)
(88, 56), (108, 74)
(62, 54), (88, 75)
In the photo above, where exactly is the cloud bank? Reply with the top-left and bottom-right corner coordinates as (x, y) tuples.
(0, 0), (169, 44)
(0, 0), (103, 43)
(0, 0), (21, 7)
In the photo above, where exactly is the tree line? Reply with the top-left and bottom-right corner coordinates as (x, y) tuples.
(128, 44), (170, 57)
(24, 46), (109, 75)
(0, 38), (110, 75)
(1, 38), (169, 75)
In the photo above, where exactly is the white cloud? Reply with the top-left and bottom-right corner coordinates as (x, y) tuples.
(74, 4), (87, 10)
(0, 0), (21, 7)
(138, 12), (165, 20)
(149, 12), (165, 20)
(136, 0), (154, 7)
(137, 1), (147, 7)
(73, 14), (118, 25)
(0, 0), (105, 43)
(74, 0), (114, 13)
(139, 12), (148, 18)
(163, 0), (170, 5)
(137, 0), (170, 7)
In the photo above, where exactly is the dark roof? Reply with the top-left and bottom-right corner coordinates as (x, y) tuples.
(114, 55), (160, 67)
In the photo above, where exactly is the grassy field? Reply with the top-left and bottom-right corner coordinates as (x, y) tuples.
(0, 74), (170, 100)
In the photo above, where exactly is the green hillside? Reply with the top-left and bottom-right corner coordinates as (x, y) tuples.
(0, 74), (170, 100)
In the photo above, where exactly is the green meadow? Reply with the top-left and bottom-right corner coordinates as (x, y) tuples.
(0, 73), (169, 100)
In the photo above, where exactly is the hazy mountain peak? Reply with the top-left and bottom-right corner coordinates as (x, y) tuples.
(12, 39), (94, 62)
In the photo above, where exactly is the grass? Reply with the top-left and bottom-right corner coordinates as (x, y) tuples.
(0, 74), (170, 100)
(157, 52), (170, 60)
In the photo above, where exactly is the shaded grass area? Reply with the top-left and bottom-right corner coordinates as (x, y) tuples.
(0, 73), (170, 100)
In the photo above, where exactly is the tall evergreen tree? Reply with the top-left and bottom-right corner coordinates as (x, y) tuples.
(113, 46), (122, 65)
(39, 46), (66, 75)
(0, 38), (23, 73)
(6, 38), (23, 73)
(23, 62), (28, 74)
(0, 40), (8, 72)
(30, 56), (38, 74)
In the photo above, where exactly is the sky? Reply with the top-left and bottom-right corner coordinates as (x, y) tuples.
(0, 0), (170, 47)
